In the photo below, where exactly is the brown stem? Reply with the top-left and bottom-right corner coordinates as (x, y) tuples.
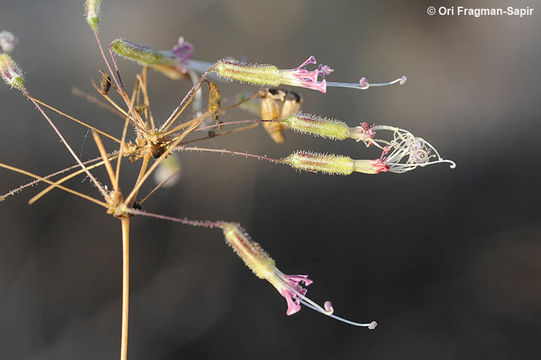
(120, 217), (130, 360)
(127, 152), (152, 207)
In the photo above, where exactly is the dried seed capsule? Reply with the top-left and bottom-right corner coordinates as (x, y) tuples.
(85, 0), (103, 31)
(99, 72), (111, 95)
(0, 54), (24, 90)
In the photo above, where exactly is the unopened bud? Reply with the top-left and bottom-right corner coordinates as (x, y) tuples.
(0, 54), (24, 90)
(85, 0), (103, 31)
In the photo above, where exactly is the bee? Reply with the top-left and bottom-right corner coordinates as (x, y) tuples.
(259, 88), (302, 143)
(99, 72), (112, 95)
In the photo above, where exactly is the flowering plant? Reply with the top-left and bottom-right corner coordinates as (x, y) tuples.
(0, 1), (455, 359)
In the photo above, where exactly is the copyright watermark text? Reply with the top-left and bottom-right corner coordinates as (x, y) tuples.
(427, 6), (534, 18)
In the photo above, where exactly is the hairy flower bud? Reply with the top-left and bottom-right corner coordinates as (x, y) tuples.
(215, 56), (332, 93)
(111, 39), (175, 66)
(0, 54), (24, 90)
(222, 222), (276, 279)
(283, 151), (389, 175)
(111, 38), (191, 79)
(284, 151), (355, 175)
(282, 113), (351, 140)
(215, 60), (281, 86)
(85, 0), (103, 31)
(280, 114), (376, 145)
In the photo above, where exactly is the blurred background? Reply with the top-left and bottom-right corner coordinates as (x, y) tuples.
(1, 0), (540, 359)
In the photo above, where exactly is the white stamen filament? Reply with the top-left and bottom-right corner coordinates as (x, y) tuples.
(370, 125), (456, 173)
(277, 274), (376, 329)
(327, 75), (406, 90)
(300, 300), (377, 329)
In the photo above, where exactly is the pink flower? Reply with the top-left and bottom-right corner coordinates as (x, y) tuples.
(279, 56), (333, 93)
(172, 37), (194, 73)
(267, 272), (313, 315)
(221, 222), (376, 328)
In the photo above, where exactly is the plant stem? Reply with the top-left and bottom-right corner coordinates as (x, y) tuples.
(120, 217), (130, 360)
